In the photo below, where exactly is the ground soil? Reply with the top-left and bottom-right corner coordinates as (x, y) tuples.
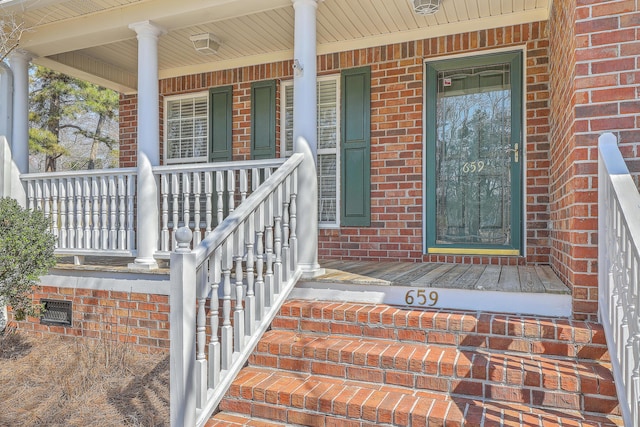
(0, 328), (169, 426)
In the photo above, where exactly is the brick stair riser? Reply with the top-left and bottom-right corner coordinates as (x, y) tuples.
(273, 302), (609, 362)
(249, 332), (618, 415)
(221, 368), (621, 427)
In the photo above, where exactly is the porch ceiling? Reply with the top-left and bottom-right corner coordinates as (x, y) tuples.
(4, 0), (550, 93)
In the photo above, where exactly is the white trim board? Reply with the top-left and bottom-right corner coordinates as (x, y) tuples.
(290, 282), (572, 317)
(40, 269), (170, 295)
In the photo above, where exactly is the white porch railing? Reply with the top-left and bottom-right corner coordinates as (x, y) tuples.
(21, 169), (138, 256)
(18, 158), (286, 259)
(153, 158), (285, 255)
(598, 132), (640, 427)
(169, 153), (303, 427)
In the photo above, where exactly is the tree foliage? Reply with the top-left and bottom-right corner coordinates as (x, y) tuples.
(0, 11), (28, 62)
(29, 66), (119, 171)
(0, 198), (56, 321)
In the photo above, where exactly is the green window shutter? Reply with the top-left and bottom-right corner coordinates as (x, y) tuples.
(251, 80), (277, 160)
(341, 66), (371, 226)
(209, 85), (233, 162)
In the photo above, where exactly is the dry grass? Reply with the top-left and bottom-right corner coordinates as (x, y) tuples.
(0, 328), (169, 426)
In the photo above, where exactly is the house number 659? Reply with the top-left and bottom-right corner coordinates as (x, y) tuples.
(462, 161), (485, 173)
(404, 289), (439, 306)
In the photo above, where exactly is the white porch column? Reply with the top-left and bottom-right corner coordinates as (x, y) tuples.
(129, 21), (165, 270)
(9, 50), (31, 175)
(292, 0), (323, 277)
(7, 50), (31, 205)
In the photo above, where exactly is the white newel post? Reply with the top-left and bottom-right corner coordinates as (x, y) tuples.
(292, 0), (323, 277)
(129, 21), (165, 269)
(8, 50), (31, 205)
(170, 228), (196, 427)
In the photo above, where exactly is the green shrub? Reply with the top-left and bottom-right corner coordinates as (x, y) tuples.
(0, 197), (56, 320)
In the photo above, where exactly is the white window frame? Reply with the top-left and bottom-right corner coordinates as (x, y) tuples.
(280, 75), (341, 228)
(163, 91), (209, 164)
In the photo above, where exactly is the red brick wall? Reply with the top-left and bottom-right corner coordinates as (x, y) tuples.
(12, 286), (170, 354)
(119, 93), (138, 168)
(119, 23), (552, 268)
(549, 1), (580, 315)
(549, 0), (640, 320)
(319, 24), (551, 266)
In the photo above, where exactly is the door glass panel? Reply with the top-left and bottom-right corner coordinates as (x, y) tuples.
(435, 62), (512, 246)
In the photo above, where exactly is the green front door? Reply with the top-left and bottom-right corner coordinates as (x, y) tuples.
(425, 51), (523, 255)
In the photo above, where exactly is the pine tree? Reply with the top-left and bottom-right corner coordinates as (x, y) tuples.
(28, 66), (118, 171)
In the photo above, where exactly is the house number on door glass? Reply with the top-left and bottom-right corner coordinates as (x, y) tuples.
(462, 161), (485, 173)
(404, 289), (439, 306)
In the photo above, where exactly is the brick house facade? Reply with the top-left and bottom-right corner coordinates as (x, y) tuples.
(118, 16), (618, 319)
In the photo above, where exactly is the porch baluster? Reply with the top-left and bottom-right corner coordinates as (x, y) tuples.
(160, 175), (169, 252)
(245, 214), (256, 335)
(281, 179), (290, 281)
(233, 226), (245, 353)
(221, 241), (233, 370)
(252, 168), (259, 192)
(59, 180), (67, 249)
(108, 176), (116, 250)
(240, 170), (248, 203)
(264, 193), (274, 308)
(100, 178), (108, 249)
(183, 172), (191, 243)
(42, 179), (51, 227)
(208, 251), (221, 388)
(254, 204), (265, 321)
(273, 186), (282, 294)
(75, 179), (83, 248)
(172, 174), (179, 250)
(290, 170), (298, 270)
(126, 176), (135, 251)
(204, 172), (213, 237)
(26, 180), (34, 210)
(83, 178), (91, 249)
(51, 180), (60, 246)
(117, 176), (126, 250)
(227, 170), (235, 213)
(67, 180), (76, 248)
(216, 171), (224, 226)
(91, 178), (100, 249)
(35, 180), (43, 211)
(195, 264), (207, 408)
(193, 172), (202, 245)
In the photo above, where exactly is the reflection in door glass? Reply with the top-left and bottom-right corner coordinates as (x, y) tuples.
(435, 63), (512, 246)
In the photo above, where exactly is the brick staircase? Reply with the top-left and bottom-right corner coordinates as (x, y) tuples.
(208, 300), (622, 426)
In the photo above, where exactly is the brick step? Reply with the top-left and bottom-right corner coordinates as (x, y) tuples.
(206, 412), (289, 426)
(273, 300), (610, 361)
(250, 330), (619, 416)
(220, 366), (622, 427)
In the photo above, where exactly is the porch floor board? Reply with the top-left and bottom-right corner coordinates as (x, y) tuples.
(53, 256), (570, 295)
(316, 260), (570, 295)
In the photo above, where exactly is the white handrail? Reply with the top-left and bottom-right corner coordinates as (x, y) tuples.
(598, 132), (640, 427)
(169, 153), (303, 427)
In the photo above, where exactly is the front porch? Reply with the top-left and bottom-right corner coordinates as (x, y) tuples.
(51, 255), (572, 318)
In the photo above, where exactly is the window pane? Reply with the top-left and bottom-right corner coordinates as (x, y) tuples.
(166, 95), (208, 161)
(284, 85), (294, 153)
(318, 154), (337, 223)
(284, 79), (339, 225)
(167, 140), (180, 159)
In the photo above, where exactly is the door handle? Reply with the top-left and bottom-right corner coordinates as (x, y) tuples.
(506, 143), (519, 163)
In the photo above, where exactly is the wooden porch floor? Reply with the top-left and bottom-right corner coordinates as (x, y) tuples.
(315, 260), (570, 294)
(54, 256), (570, 295)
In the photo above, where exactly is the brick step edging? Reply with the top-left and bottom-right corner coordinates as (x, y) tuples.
(221, 367), (622, 427)
(250, 331), (618, 415)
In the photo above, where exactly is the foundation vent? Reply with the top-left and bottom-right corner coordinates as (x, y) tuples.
(40, 299), (72, 326)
